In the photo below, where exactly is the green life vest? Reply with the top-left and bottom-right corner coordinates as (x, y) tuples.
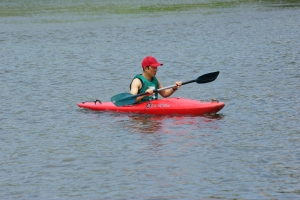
(130, 74), (159, 102)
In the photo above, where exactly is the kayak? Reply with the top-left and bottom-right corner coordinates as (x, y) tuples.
(78, 97), (225, 116)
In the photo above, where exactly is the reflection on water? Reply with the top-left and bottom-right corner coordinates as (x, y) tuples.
(124, 113), (223, 134)
(110, 113), (225, 163)
(127, 115), (163, 134)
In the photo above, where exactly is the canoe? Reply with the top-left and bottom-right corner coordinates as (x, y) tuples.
(78, 97), (225, 116)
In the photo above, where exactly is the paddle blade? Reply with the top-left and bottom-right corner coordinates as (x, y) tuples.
(195, 71), (219, 84)
(111, 93), (136, 107)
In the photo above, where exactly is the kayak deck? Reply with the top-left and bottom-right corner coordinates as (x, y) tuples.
(78, 97), (225, 116)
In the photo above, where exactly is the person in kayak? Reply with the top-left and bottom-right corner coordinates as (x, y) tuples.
(130, 56), (182, 103)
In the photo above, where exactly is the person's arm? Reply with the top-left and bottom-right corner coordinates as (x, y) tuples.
(130, 78), (153, 103)
(158, 79), (182, 98)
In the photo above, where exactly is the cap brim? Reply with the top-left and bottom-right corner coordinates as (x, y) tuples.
(150, 63), (163, 67)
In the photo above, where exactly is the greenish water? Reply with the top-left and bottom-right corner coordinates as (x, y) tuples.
(1, 0), (299, 17)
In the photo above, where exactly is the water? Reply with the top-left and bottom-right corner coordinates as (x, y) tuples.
(1, 0), (300, 199)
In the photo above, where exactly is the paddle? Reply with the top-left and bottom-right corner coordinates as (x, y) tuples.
(111, 71), (219, 107)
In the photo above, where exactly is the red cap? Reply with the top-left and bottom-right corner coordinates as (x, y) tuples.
(141, 56), (163, 68)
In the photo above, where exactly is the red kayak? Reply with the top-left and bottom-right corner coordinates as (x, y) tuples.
(78, 97), (225, 116)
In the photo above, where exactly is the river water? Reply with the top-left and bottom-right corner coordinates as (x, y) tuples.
(1, 0), (300, 199)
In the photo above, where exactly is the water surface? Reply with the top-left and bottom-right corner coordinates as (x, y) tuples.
(1, 0), (300, 199)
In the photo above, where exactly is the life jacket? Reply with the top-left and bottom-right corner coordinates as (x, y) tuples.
(130, 74), (159, 102)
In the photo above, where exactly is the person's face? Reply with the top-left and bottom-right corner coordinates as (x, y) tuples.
(145, 66), (158, 77)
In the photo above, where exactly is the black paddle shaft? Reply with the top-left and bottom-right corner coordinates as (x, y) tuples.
(182, 79), (196, 85)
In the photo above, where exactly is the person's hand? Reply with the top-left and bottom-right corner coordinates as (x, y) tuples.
(145, 88), (154, 96)
(173, 81), (182, 91)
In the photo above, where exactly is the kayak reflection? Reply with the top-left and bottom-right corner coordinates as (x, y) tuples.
(127, 115), (164, 134)
(125, 114), (223, 134)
